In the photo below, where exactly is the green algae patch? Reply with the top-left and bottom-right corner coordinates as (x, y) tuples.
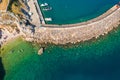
(1, 26), (120, 80)
(1, 37), (23, 55)
(0, 37), (39, 79)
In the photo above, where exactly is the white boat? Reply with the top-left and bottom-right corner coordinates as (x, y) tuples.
(43, 7), (52, 11)
(45, 18), (52, 21)
(44, 3), (48, 6)
(40, 3), (48, 7)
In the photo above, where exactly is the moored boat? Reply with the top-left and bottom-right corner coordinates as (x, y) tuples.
(43, 7), (52, 11)
(45, 18), (52, 21)
(40, 3), (48, 7)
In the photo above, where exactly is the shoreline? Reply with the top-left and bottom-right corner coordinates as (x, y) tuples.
(0, 12), (25, 46)
(0, 35), (23, 48)
(0, 27), (23, 47)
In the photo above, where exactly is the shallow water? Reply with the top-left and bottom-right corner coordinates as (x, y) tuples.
(1, 0), (120, 79)
(1, 26), (120, 80)
(38, 0), (119, 24)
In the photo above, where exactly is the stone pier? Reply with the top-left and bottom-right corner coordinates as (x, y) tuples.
(25, 4), (120, 44)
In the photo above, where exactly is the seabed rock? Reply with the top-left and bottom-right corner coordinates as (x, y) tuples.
(38, 48), (43, 55)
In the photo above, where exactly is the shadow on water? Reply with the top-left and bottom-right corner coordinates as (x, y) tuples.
(0, 57), (5, 80)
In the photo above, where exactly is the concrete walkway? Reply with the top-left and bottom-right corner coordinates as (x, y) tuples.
(27, 0), (41, 27)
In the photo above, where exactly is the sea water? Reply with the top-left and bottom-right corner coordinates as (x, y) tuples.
(1, 0), (120, 80)
(1, 25), (120, 80)
(38, 0), (119, 24)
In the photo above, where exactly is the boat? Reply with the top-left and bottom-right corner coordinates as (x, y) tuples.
(43, 7), (52, 11)
(45, 18), (52, 21)
(40, 3), (48, 7)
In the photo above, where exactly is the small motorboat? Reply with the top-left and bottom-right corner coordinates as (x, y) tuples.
(40, 3), (48, 7)
(43, 7), (52, 11)
(45, 18), (52, 21)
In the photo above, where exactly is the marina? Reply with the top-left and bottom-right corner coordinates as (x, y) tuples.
(42, 5), (120, 27)
(38, 0), (119, 24)
(36, 0), (119, 25)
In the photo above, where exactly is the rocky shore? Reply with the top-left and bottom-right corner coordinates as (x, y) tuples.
(0, 12), (24, 46)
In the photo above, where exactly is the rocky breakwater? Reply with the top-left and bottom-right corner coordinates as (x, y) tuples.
(26, 5), (120, 45)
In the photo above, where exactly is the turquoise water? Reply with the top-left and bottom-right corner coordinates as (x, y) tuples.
(1, 0), (120, 80)
(1, 26), (120, 80)
(38, 0), (119, 24)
